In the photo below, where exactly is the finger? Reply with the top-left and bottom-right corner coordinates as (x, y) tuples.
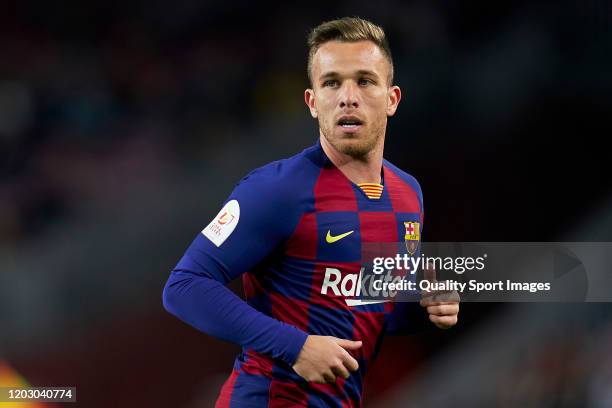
(420, 282), (454, 299)
(420, 290), (460, 305)
(313, 377), (327, 384)
(420, 296), (443, 307)
(334, 338), (363, 350)
(429, 314), (458, 328)
(331, 361), (350, 379)
(421, 296), (460, 307)
(426, 304), (459, 316)
(423, 262), (436, 283)
(420, 295), (455, 307)
(421, 300), (460, 309)
(420, 288), (452, 300)
(322, 371), (336, 384)
(426, 304), (453, 316)
(310, 373), (329, 384)
(340, 349), (360, 372)
(433, 290), (460, 303)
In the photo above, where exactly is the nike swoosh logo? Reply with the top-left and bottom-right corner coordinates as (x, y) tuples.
(326, 230), (354, 244)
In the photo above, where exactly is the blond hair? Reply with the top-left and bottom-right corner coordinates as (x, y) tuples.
(307, 17), (394, 86)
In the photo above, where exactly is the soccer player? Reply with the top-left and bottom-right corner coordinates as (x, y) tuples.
(163, 17), (459, 407)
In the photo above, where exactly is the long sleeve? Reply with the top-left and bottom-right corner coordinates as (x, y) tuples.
(162, 163), (308, 366)
(163, 254), (307, 365)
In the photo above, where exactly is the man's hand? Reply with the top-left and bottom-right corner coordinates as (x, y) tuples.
(420, 264), (460, 329)
(292, 335), (362, 384)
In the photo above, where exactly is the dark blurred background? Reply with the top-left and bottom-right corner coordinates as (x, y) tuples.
(1, 0), (611, 407)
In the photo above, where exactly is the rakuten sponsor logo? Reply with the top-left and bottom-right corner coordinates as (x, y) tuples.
(320, 267), (398, 306)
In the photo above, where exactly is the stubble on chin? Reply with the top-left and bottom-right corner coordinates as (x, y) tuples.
(337, 138), (377, 158)
(320, 120), (384, 160)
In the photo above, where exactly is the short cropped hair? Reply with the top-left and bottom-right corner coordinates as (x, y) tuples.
(307, 17), (394, 86)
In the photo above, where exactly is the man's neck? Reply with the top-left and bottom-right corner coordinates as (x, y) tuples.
(320, 134), (384, 185)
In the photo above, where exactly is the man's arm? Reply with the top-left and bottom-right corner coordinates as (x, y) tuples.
(164, 268), (361, 380)
(163, 251), (308, 365)
(162, 166), (362, 379)
(162, 168), (309, 366)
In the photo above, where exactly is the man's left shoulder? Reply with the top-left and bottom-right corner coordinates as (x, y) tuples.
(383, 158), (423, 196)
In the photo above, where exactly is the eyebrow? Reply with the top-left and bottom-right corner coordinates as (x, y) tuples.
(318, 69), (380, 81)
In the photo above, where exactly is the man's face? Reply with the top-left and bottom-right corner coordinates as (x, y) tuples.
(305, 40), (401, 158)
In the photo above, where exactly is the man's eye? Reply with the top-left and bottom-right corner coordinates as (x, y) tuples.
(323, 80), (339, 87)
(358, 79), (372, 86)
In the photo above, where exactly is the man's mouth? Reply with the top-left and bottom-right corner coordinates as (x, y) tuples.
(337, 116), (364, 133)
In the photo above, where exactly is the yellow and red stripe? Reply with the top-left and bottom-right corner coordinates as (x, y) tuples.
(357, 183), (384, 199)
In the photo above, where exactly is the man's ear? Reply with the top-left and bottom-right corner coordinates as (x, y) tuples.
(386, 85), (401, 117)
(304, 88), (317, 118)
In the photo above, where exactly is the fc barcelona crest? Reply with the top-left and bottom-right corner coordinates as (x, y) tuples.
(404, 221), (420, 255)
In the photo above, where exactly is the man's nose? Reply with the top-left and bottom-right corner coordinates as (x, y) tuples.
(339, 82), (359, 109)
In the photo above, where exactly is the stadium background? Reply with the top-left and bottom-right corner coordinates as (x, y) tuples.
(1, 0), (611, 406)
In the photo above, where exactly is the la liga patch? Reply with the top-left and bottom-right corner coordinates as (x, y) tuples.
(202, 200), (240, 247)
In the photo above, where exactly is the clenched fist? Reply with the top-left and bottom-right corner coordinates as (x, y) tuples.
(420, 264), (460, 329)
